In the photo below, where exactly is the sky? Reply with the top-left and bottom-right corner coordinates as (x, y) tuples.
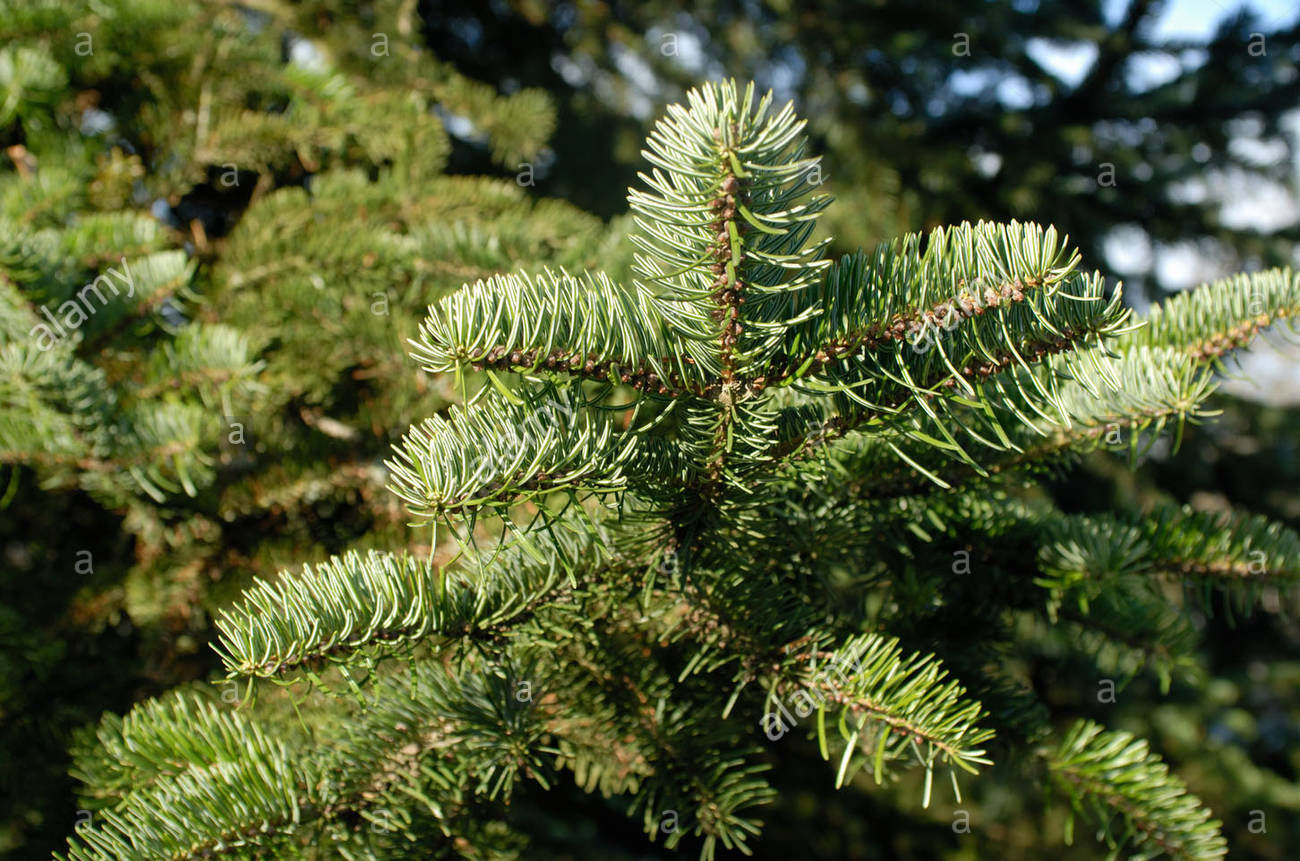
(1030, 0), (1299, 89)
(1158, 0), (1300, 404)
(1113, 0), (1298, 36)
(1009, 0), (1300, 251)
(1030, 0), (1300, 402)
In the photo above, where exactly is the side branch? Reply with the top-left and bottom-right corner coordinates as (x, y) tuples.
(771, 323), (1106, 465)
(766, 273), (1045, 387)
(459, 344), (704, 397)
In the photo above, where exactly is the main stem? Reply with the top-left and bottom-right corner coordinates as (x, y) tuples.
(705, 120), (748, 486)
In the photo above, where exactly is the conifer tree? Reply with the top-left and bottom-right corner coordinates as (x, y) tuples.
(1, 0), (599, 852)
(55, 78), (1300, 860)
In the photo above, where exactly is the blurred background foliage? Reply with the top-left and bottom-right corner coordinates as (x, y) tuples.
(424, 0), (1300, 291)
(0, 0), (1297, 858)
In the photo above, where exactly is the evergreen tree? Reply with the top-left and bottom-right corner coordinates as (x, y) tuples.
(57, 79), (1300, 860)
(1, 0), (601, 853)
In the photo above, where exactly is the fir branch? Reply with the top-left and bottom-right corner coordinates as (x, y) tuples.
(823, 345), (1217, 498)
(68, 691), (293, 810)
(409, 267), (701, 395)
(60, 658), (533, 860)
(384, 385), (684, 521)
(1038, 503), (1300, 609)
(560, 632), (776, 859)
(325, 654), (547, 817)
(1047, 719), (1228, 860)
(1116, 267), (1300, 361)
(1048, 585), (1201, 692)
(57, 728), (315, 861)
(768, 270), (1130, 467)
(769, 633), (994, 792)
(214, 525), (597, 678)
(770, 220), (1084, 383)
(55, 213), (168, 270)
(138, 323), (266, 407)
(627, 79), (831, 480)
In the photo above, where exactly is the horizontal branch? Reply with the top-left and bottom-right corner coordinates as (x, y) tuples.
(384, 386), (651, 520)
(409, 267), (707, 395)
(214, 522), (599, 677)
(771, 221), (1084, 380)
(819, 345), (1217, 498)
(1037, 503), (1300, 619)
(1117, 267), (1299, 361)
(770, 311), (1123, 468)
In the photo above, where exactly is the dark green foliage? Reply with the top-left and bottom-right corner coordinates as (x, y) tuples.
(0, 0), (586, 853)
(54, 78), (1300, 860)
(3, 1), (1299, 858)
